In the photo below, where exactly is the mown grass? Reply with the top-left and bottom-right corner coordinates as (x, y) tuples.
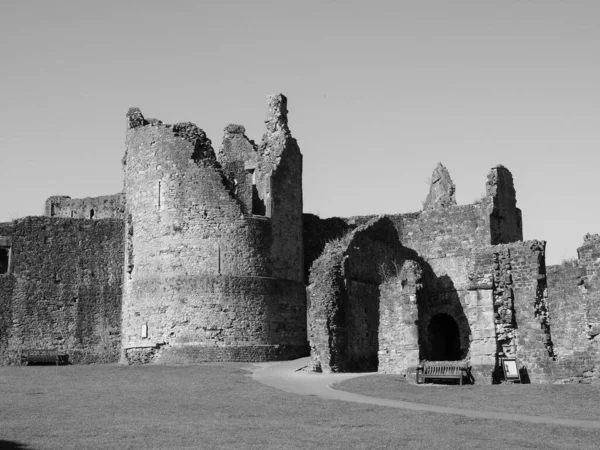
(0, 364), (598, 449)
(335, 374), (600, 420)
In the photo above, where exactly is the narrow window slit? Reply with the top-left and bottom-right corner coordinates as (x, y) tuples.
(0, 248), (10, 274)
(158, 181), (161, 209)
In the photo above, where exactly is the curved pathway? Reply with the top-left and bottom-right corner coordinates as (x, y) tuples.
(253, 357), (600, 430)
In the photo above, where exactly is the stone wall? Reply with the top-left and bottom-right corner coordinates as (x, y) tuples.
(486, 166), (523, 245)
(45, 193), (125, 220)
(303, 213), (350, 283)
(307, 217), (411, 372)
(546, 235), (600, 383)
(0, 217), (123, 364)
(306, 164), (527, 382)
(378, 260), (423, 374)
(346, 165), (523, 258)
(121, 95), (307, 364)
(467, 241), (553, 382)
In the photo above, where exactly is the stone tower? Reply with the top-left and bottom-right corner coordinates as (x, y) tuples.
(120, 95), (307, 363)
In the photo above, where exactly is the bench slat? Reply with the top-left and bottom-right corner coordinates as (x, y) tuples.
(420, 363), (471, 386)
(20, 349), (60, 366)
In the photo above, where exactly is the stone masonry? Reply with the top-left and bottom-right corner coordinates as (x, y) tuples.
(0, 97), (599, 384)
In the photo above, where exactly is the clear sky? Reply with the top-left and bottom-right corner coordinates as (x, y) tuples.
(1, 0), (598, 265)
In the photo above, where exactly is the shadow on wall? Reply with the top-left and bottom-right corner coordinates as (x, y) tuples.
(418, 270), (472, 362)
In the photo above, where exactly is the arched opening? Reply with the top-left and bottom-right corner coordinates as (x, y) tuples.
(90, 209), (95, 219)
(427, 313), (461, 361)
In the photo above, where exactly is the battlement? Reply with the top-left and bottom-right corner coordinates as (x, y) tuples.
(45, 193), (125, 220)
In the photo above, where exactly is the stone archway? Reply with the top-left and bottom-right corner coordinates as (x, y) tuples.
(427, 313), (461, 361)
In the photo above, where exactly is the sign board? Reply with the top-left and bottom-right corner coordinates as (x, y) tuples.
(502, 358), (521, 382)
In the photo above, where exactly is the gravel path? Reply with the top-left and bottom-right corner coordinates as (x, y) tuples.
(253, 357), (600, 430)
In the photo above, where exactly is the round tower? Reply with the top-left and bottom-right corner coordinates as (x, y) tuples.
(120, 95), (307, 363)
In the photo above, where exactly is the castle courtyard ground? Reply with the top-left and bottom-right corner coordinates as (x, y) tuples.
(1, 360), (599, 450)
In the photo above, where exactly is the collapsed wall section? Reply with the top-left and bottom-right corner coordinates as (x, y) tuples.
(378, 260), (423, 374)
(306, 164), (529, 381)
(346, 164), (523, 259)
(0, 217), (123, 364)
(486, 165), (523, 245)
(302, 213), (351, 283)
(547, 234), (600, 384)
(45, 193), (125, 220)
(307, 217), (409, 372)
(468, 241), (553, 382)
(121, 96), (307, 364)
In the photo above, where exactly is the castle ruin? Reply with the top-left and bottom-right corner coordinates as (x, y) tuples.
(0, 95), (598, 383)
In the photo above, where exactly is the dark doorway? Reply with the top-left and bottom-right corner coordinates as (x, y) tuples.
(428, 313), (461, 361)
(0, 248), (9, 274)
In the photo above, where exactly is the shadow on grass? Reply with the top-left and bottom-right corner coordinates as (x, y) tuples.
(0, 440), (33, 449)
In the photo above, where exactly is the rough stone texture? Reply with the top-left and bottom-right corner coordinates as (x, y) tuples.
(120, 95), (307, 364)
(45, 193), (125, 220)
(306, 164), (559, 383)
(486, 165), (523, 245)
(0, 217), (123, 364)
(3, 97), (599, 384)
(307, 217), (412, 373)
(217, 124), (259, 215)
(422, 162), (456, 211)
(378, 260), (423, 375)
(347, 166), (522, 258)
(546, 235), (600, 384)
(302, 213), (350, 283)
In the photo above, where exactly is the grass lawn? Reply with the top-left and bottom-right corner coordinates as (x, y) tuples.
(0, 363), (598, 450)
(334, 374), (600, 420)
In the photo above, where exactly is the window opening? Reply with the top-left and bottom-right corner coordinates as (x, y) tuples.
(90, 209), (95, 219)
(0, 248), (10, 274)
(157, 181), (161, 209)
(250, 169), (266, 215)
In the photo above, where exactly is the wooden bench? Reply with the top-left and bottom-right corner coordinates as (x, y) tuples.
(418, 362), (471, 385)
(20, 349), (60, 366)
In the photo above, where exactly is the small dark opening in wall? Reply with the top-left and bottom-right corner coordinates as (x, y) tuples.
(0, 248), (9, 274)
(90, 209), (95, 219)
(50, 204), (55, 217)
(248, 168), (266, 215)
(428, 313), (461, 361)
(252, 185), (266, 215)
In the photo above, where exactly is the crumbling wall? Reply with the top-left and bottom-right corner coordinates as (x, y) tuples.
(422, 162), (456, 211)
(45, 193), (125, 220)
(486, 165), (523, 245)
(217, 124), (258, 215)
(0, 217), (123, 364)
(378, 260), (423, 374)
(499, 240), (553, 382)
(307, 217), (408, 372)
(260, 95), (304, 282)
(302, 213), (351, 283)
(346, 165), (523, 259)
(467, 241), (553, 382)
(313, 164), (524, 381)
(547, 234), (600, 383)
(121, 95), (307, 364)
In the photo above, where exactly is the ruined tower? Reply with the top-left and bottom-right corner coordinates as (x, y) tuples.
(120, 95), (307, 363)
